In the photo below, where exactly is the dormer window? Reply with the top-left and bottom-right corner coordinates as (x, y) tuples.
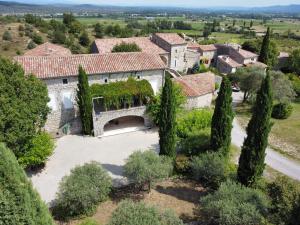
(62, 78), (68, 84)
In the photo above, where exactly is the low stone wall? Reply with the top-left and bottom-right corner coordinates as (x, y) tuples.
(185, 94), (213, 110)
(93, 106), (152, 136)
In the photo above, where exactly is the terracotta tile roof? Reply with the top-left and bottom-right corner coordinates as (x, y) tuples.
(187, 42), (201, 49)
(218, 55), (243, 68)
(245, 61), (268, 68)
(93, 37), (167, 54)
(175, 72), (215, 97)
(199, 44), (217, 52)
(154, 33), (186, 45)
(14, 52), (167, 79)
(236, 48), (258, 59)
(24, 42), (72, 56)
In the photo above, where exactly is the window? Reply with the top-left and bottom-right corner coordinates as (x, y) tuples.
(104, 78), (108, 83)
(175, 49), (178, 53)
(62, 78), (68, 84)
(61, 90), (73, 109)
(174, 59), (177, 67)
(137, 75), (141, 79)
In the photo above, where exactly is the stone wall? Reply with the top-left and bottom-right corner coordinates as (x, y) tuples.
(185, 50), (200, 69)
(185, 94), (213, 110)
(93, 106), (151, 136)
(44, 69), (164, 136)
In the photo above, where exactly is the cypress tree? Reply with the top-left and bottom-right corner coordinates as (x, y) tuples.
(159, 73), (176, 158)
(258, 27), (271, 65)
(0, 143), (54, 224)
(77, 66), (93, 135)
(237, 72), (273, 187)
(210, 76), (234, 156)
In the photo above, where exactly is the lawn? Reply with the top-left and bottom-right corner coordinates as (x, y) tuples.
(235, 101), (300, 161)
(62, 179), (206, 225)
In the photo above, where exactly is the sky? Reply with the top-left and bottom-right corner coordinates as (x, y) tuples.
(11, 0), (300, 7)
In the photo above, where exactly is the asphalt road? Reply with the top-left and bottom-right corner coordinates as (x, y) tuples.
(232, 92), (300, 181)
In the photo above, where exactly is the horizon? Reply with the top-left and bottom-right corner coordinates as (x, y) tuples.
(4, 0), (300, 8)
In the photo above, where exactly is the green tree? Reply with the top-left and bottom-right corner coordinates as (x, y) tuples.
(77, 66), (92, 135)
(259, 27), (271, 66)
(27, 40), (36, 49)
(63, 13), (75, 27)
(69, 21), (83, 36)
(237, 73), (273, 187)
(288, 49), (300, 75)
(31, 32), (43, 44)
(124, 150), (173, 191)
(94, 22), (104, 38)
(210, 77), (234, 156)
(0, 143), (54, 224)
(111, 42), (141, 53)
(159, 73), (177, 158)
(79, 31), (90, 47)
(52, 30), (66, 44)
(0, 57), (49, 159)
(250, 20), (253, 28)
(2, 30), (12, 41)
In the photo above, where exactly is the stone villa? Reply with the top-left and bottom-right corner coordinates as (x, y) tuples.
(14, 33), (261, 136)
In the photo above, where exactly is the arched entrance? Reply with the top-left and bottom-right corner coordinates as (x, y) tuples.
(102, 115), (148, 137)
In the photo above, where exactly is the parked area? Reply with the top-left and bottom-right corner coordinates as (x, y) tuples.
(29, 129), (159, 204)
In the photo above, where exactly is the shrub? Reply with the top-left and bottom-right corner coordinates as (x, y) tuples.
(124, 150), (173, 191)
(79, 218), (99, 225)
(31, 32), (43, 44)
(178, 129), (211, 156)
(18, 132), (55, 168)
(108, 200), (184, 225)
(267, 176), (300, 225)
(53, 162), (112, 220)
(190, 152), (228, 189)
(79, 31), (90, 47)
(288, 73), (300, 97)
(201, 181), (270, 225)
(176, 109), (212, 139)
(111, 42), (141, 52)
(27, 40), (36, 49)
(2, 30), (12, 41)
(272, 102), (293, 119)
(174, 154), (190, 173)
(0, 143), (54, 225)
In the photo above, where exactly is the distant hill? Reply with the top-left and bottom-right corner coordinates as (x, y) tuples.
(0, 0), (300, 15)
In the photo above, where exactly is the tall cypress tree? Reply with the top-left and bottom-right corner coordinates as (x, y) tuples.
(159, 73), (176, 159)
(0, 143), (54, 224)
(237, 72), (273, 187)
(258, 27), (271, 65)
(210, 76), (234, 156)
(77, 66), (93, 135)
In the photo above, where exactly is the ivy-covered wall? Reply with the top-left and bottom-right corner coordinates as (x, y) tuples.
(90, 78), (154, 111)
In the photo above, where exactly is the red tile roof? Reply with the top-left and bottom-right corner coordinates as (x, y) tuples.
(175, 72), (215, 97)
(236, 48), (258, 59)
(93, 37), (167, 54)
(199, 44), (217, 52)
(218, 55), (243, 68)
(24, 42), (72, 56)
(154, 33), (186, 45)
(14, 52), (167, 79)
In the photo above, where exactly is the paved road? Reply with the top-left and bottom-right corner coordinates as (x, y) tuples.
(232, 93), (300, 181)
(29, 129), (159, 204)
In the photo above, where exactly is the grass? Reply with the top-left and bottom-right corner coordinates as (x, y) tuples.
(235, 101), (300, 161)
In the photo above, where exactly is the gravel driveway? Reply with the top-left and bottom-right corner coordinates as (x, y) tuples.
(29, 129), (159, 204)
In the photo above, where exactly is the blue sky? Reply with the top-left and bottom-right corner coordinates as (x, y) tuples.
(13, 0), (300, 7)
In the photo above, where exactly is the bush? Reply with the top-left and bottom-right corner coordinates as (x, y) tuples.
(79, 218), (99, 225)
(108, 200), (184, 225)
(53, 162), (112, 220)
(27, 40), (36, 49)
(176, 109), (212, 139)
(79, 31), (90, 47)
(174, 154), (190, 173)
(272, 102), (293, 119)
(124, 150), (173, 191)
(178, 129), (211, 156)
(190, 152), (228, 189)
(18, 132), (54, 168)
(267, 176), (300, 225)
(31, 32), (43, 44)
(2, 30), (12, 41)
(288, 73), (300, 97)
(112, 42), (141, 53)
(201, 181), (270, 225)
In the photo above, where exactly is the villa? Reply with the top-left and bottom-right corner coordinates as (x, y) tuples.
(14, 33), (263, 137)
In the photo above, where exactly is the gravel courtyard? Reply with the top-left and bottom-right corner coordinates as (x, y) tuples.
(29, 129), (159, 204)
